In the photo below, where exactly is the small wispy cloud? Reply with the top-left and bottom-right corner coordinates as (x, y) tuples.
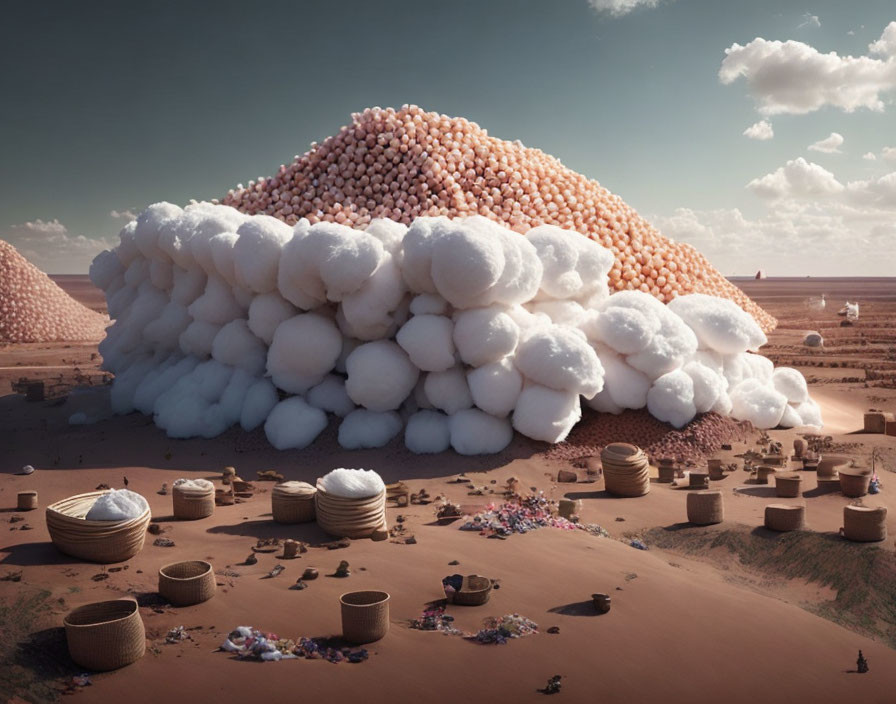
(798, 13), (821, 29)
(587, 0), (662, 17)
(109, 209), (137, 220)
(863, 152), (877, 161)
(1, 219), (113, 274)
(808, 132), (844, 154)
(883, 146), (896, 162)
(743, 120), (774, 140)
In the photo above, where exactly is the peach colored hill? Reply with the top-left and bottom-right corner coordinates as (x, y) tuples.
(220, 105), (775, 331)
(0, 241), (107, 343)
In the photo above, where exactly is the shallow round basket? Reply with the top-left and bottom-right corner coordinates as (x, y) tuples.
(340, 590), (390, 644)
(64, 599), (145, 671)
(158, 560), (216, 606)
(315, 483), (387, 538)
(17, 490), (38, 511)
(842, 505), (887, 542)
(446, 575), (492, 606)
(172, 484), (215, 520)
(46, 491), (151, 563)
(775, 474), (802, 498)
(765, 504), (805, 532)
(686, 490), (723, 525)
(272, 482), (316, 524)
(839, 471), (871, 499)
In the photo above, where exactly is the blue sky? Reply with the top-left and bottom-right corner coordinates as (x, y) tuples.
(2, 0), (894, 274)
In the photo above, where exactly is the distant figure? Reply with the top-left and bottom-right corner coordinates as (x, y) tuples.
(857, 650), (868, 673)
(755, 269), (766, 280)
(123, 475), (129, 488)
(806, 293), (826, 312)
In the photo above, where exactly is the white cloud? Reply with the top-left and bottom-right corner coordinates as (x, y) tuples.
(863, 152), (877, 160)
(743, 120), (774, 140)
(808, 132), (844, 153)
(1, 219), (113, 274)
(746, 157), (844, 199)
(798, 13), (821, 29)
(109, 209), (137, 220)
(719, 22), (896, 115)
(587, 0), (661, 17)
(883, 146), (896, 161)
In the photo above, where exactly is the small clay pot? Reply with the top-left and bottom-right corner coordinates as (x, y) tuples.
(592, 593), (611, 614)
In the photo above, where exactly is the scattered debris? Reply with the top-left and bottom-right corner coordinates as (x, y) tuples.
(266, 564), (285, 579)
(220, 626), (369, 663)
(243, 554), (258, 566)
(252, 538), (281, 553)
(153, 537), (175, 547)
(165, 626), (192, 644)
(147, 523), (163, 535)
(19, 465), (35, 475)
(557, 469), (577, 483)
(411, 489), (432, 505)
(257, 469), (284, 482)
(540, 675), (562, 695)
(158, 483), (168, 495)
(546, 626), (560, 634)
(333, 560), (351, 578)
(1, 571), (22, 582)
(629, 538), (648, 550)
(95, 483), (110, 491)
(290, 580), (307, 590)
(301, 568), (319, 581)
(448, 560), (460, 566)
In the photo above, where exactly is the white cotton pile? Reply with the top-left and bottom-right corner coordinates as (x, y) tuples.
(85, 489), (149, 521)
(318, 468), (385, 498)
(94, 204), (823, 455)
(173, 478), (214, 491)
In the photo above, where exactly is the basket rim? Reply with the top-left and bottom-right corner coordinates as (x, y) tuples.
(340, 590), (390, 607)
(316, 481), (386, 501)
(47, 491), (151, 527)
(64, 598), (139, 628)
(159, 560), (213, 581)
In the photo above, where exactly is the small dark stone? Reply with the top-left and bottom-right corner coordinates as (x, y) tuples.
(547, 626), (560, 634)
(448, 560), (460, 566)
(301, 568), (319, 580)
(148, 524), (162, 535)
(290, 580), (307, 590)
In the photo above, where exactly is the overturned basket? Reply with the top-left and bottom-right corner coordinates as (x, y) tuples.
(444, 574), (492, 606)
(47, 491), (151, 563)
(64, 598), (145, 671)
(272, 481), (316, 524)
(315, 482), (387, 539)
(158, 560), (216, 606)
(172, 482), (215, 520)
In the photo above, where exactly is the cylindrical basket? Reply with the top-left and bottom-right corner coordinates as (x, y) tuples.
(839, 471), (871, 498)
(340, 590), (390, 644)
(272, 481), (317, 524)
(686, 490), (723, 525)
(64, 599), (145, 671)
(172, 483), (215, 520)
(689, 472), (709, 489)
(315, 483), (387, 538)
(765, 504), (805, 532)
(755, 466), (776, 484)
(445, 575), (492, 606)
(46, 491), (151, 563)
(842, 505), (887, 542)
(600, 444), (650, 497)
(158, 560), (216, 606)
(17, 491), (38, 511)
(775, 474), (802, 498)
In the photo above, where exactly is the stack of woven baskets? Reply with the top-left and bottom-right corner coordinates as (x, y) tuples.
(46, 491), (151, 563)
(315, 481), (387, 539)
(172, 480), (215, 520)
(601, 443), (650, 497)
(272, 481), (317, 523)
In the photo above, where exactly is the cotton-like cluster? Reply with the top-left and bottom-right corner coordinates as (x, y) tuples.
(93, 203), (819, 457)
(0, 240), (108, 342)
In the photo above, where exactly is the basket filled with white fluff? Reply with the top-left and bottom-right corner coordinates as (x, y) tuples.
(46, 490), (151, 563)
(315, 468), (387, 539)
(172, 478), (215, 520)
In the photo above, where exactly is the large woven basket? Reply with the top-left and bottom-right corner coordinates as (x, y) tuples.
(445, 575), (492, 606)
(64, 599), (145, 671)
(775, 474), (802, 498)
(172, 483), (215, 520)
(842, 505), (887, 542)
(839, 470), (871, 498)
(272, 481), (316, 524)
(765, 504), (805, 532)
(686, 490), (723, 525)
(158, 560), (216, 606)
(341, 590), (390, 644)
(600, 443), (650, 497)
(46, 491), (151, 563)
(315, 482), (387, 538)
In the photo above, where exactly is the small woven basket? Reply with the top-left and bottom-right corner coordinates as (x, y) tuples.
(172, 484), (215, 520)
(601, 443), (650, 497)
(64, 599), (145, 671)
(340, 590), (390, 644)
(272, 481), (316, 524)
(842, 505), (887, 542)
(686, 490), (723, 525)
(755, 466), (776, 484)
(774, 474), (802, 498)
(158, 560), (216, 606)
(46, 491), (151, 563)
(315, 483), (387, 538)
(445, 575), (492, 606)
(839, 471), (871, 499)
(17, 491), (38, 511)
(765, 504), (805, 532)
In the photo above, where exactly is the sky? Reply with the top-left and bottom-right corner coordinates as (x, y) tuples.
(1, 0), (894, 275)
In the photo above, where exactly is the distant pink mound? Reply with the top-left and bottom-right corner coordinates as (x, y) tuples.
(220, 105), (775, 331)
(0, 240), (108, 343)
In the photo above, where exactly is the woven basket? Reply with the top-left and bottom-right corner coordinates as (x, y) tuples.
(775, 474), (802, 498)
(17, 491), (38, 510)
(755, 466), (776, 484)
(158, 560), (216, 606)
(817, 455), (851, 479)
(315, 483), (387, 538)
(340, 590), (390, 644)
(657, 465), (676, 483)
(46, 491), (151, 563)
(707, 460), (724, 480)
(839, 470), (871, 498)
(689, 472), (709, 489)
(793, 438), (807, 458)
(272, 481), (316, 524)
(601, 443), (650, 497)
(445, 575), (492, 606)
(765, 504), (805, 532)
(686, 491), (723, 525)
(64, 599), (145, 671)
(842, 505), (887, 542)
(172, 484), (215, 520)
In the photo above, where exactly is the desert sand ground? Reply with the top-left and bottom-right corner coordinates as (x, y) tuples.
(1, 277), (895, 704)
